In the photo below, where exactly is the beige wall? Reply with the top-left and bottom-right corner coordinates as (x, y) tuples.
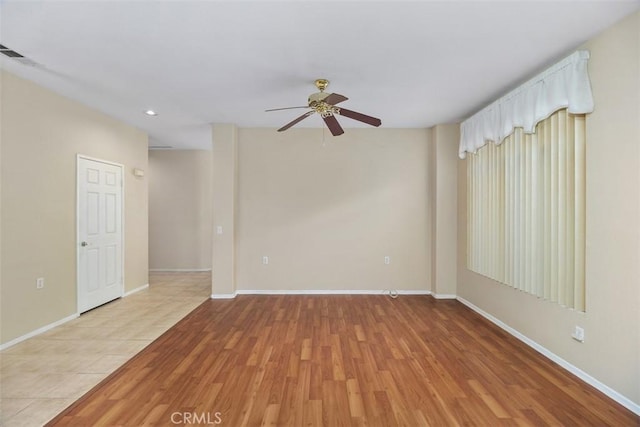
(211, 124), (238, 296)
(457, 12), (640, 405)
(149, 150), (212, 270)
(1, 71), (148, 345)
(430, 124), (459, 297)
(235, 128), (432, 292)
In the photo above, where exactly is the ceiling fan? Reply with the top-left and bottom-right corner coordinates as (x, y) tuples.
(265, 79), (382, 136)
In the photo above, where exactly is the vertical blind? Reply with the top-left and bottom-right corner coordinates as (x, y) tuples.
(467, 109), (586, 311)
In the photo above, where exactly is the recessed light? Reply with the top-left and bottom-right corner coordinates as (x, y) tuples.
(144, 110), (157, 116)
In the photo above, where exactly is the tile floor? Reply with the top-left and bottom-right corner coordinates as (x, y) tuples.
(0, 272), (211, 427)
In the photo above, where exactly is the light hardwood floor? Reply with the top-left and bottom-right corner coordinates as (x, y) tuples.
(0, 272), (211, 426)
(47, 290), (638, 426)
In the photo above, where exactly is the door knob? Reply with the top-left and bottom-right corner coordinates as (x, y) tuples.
(81, 241), (89, 247)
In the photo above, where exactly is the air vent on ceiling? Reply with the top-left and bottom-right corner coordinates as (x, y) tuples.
(1, 43), (24, 58)
(1, 49), (23, 58)
(0, 43), (38, 66)
(149, 145), (174, 150)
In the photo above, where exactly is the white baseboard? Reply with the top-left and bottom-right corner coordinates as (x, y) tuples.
(150, 268), (212, 272)
(0, 313), (79, 351)
(211, 293), (237, 299)
(433, 293), (457, 299)
(456, 296), (640, 416)
(124, 283), (149, 297)
(235, 289), (432, 296)
(210, 289), (432, 299)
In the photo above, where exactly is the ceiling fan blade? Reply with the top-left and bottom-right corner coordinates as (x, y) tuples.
(322, 114), (344, 136)
(266, 106), (309, 112)
(323, 93), (348, 105)
(337, 108), (382, 127)
(278, 111), (315, 132)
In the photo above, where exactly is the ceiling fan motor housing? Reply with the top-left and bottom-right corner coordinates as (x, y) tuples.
(308, 92), (330, 105)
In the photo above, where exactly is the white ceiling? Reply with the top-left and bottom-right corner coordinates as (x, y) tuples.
(1, 1), (638, 150)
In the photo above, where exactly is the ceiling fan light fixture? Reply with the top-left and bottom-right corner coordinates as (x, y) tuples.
(312, 101), (340, 118)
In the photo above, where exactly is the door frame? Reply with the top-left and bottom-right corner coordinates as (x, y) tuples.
(76, 154), (125, 314)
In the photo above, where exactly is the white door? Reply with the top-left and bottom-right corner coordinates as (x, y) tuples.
(77, 156), (124, 313)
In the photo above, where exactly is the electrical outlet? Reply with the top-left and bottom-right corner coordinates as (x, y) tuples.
(384, 256), (391, 265)
(36, 277), (45, 289)
(216, 226), (223, 235)
(262, 256), (269, 265)
(572, 326), (585, 342)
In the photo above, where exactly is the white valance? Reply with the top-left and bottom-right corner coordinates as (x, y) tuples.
(459, 50), (594, 159)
